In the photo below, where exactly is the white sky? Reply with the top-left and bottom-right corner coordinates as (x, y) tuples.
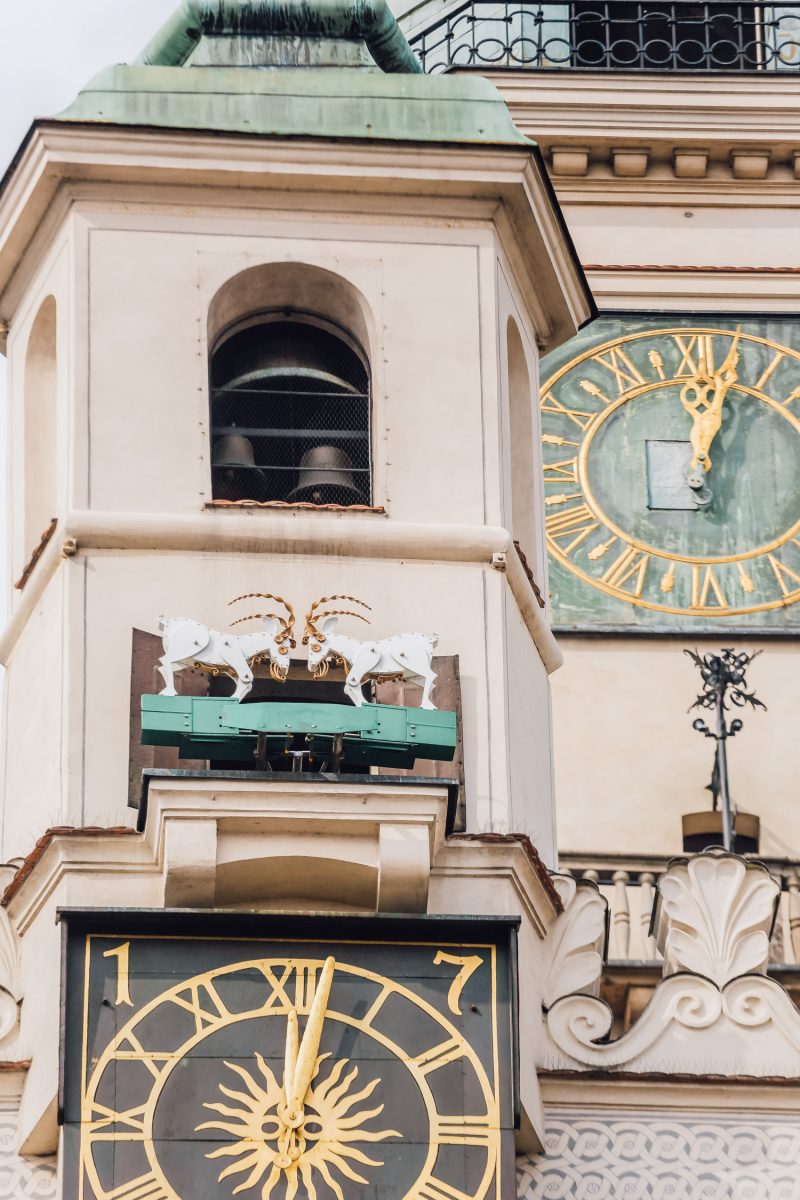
(0, 0), (177, 605)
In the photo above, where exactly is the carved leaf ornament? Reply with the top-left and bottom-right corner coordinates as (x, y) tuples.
(656, 852), (779, 987)
(541, 875), (607, 1009)
(540, 852), (798, 1077)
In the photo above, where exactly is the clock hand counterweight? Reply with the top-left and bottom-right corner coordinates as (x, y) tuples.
(680, 329), (741, 479)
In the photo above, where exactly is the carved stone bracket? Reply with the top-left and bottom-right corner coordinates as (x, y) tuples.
(0, 906), (22, 1043)
(541, 874), (607, 1010)
(541, 850), (800, 1077)
(653, 849), (780, 986)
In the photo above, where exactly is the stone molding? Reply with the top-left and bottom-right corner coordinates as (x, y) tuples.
(0, 125), (592, 349)
(487, 71), (800, 189)
(540, 851), (800, 1078)
(0, 509), (564, 675)
(143, 774), (450, 911)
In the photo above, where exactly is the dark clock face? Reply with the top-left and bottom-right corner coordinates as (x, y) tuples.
(61, 912), (517, 1200)
(540, 316), (800, 629)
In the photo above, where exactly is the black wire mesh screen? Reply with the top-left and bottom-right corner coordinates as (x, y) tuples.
(210, 317), (372, 507)
(409, 2), (800, 73)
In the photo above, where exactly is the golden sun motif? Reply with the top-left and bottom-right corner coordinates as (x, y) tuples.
(196, 1052), (400, 1200)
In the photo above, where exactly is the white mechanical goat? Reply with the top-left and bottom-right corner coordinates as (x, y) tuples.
(303, 595), (438, 708)
(158, 594), (295, 702)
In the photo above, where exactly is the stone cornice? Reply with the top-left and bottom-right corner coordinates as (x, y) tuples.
(0, 123), (592, 350)
(0, 508), (564, 674)
(482, 71), (800, 190)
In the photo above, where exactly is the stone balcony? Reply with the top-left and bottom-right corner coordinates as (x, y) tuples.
(560, 850), (800, 1034)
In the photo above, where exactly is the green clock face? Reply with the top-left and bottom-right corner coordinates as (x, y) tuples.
(61, 912), (517, 1200)
(540, 316), (800, 629)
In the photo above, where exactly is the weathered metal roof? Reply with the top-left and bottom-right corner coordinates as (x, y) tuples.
(49, 0), (531, 149)
(135, 0), (422, 74)
(57, 64), (530, 147)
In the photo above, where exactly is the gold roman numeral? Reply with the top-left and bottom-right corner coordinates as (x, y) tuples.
(412, 1177), (475, 1200)
(362, 983), (393, 1028)
(113, 1033), (174, 1082)
(673, 333), (708, 377)
(755, 351), (785, 392)
(592, 346), (645, 393)
(106, 1172), (172, 1200)
(691, 565), (728, 610)
(545, 504), (599, 555)
(89, 1101), (147, 1138)
(292, 963), (324, 1013)
(433, 1115), (495, 1146)
(768, 554), (800, 598)
(413, 1037), (465, 1076)
(601, 546), (650, 597)
(543, 458), (578, 484)
(171, 979), (230, 1034)
(256, 962), (295, 1011)
(540, 391), (595, 430)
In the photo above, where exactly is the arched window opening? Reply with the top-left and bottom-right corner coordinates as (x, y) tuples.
(210, 312), (372, 507)
(506, 317), (537, 561)
(24, 296), (58, 553)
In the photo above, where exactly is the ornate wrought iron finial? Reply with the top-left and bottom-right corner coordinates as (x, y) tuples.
(685, 648), (766, 852)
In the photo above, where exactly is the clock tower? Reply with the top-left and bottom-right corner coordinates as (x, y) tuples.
(0, 0), (591, 1193)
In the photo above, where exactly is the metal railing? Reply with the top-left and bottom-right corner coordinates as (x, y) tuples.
(408, 2), (800, 73)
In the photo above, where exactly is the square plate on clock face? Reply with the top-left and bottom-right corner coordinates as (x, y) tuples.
(540, 314), (800, 632)
(59, 909), (519, 1200)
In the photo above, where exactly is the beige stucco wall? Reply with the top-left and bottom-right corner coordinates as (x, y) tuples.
(552, 636), (799, 858)
(487, 75), (800, 862)
(0, 185), (567, 864)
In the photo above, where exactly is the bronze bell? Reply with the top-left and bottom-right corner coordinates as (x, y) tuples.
(213, 431), (257, 469)
(287, 446), (365, 505)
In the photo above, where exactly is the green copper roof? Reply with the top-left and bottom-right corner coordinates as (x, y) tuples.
(135, 0), (422, 74)
(58, 65), (530, 147)
(53, 0), (531, 150)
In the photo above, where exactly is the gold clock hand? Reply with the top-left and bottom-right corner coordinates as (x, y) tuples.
(680, 330), (740, 474)
(284, 1007), (299, 1103)
(284, 956), (335, 1125)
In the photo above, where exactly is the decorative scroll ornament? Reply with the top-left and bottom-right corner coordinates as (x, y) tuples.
(541, 875), (607, 1010)
(654, 850), (779, 986)
(303, 595), (439, 708)
(158, 594), (296, 701)
(540, 850), (798, 1077)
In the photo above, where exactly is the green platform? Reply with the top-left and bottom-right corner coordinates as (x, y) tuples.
(141, 695), (456, 770)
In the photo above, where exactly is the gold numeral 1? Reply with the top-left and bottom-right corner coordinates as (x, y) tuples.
(103, 942), (132, 1007)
